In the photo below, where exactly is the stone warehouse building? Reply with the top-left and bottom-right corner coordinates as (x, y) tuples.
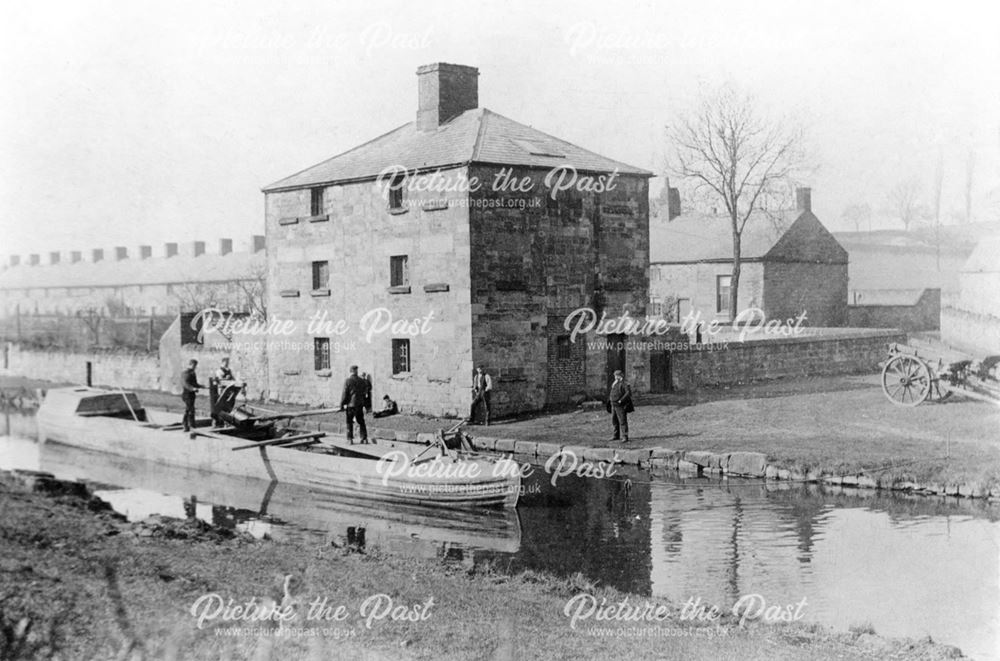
(0, 237), (266, 318)
(649, 189), (849, 327)
(263, 63), (652, 416)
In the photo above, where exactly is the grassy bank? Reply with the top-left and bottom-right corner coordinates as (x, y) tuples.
(0, 471), (966, 660)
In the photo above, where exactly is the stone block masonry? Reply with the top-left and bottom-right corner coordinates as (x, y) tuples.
(1, 344), (160, 391)
(669, 329), (906, 390)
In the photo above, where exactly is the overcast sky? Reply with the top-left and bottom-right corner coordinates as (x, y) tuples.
(2, 0), (998, 257)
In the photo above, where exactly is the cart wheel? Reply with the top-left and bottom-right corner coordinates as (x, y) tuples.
(882, 355), (931, 406)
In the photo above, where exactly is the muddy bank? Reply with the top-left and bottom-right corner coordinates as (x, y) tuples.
(0, 470), (965, 661)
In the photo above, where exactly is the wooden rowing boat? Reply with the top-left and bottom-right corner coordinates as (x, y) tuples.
(36, 387), (520, 509)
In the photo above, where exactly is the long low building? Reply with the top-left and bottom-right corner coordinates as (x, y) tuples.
(0, 237), (265, 317)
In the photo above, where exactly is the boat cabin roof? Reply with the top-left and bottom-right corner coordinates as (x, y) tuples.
(44, 387), (144, 417)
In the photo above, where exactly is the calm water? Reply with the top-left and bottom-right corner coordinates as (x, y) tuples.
(2, 411), (998, 659)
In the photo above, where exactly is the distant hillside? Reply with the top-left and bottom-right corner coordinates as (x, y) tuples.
(834, 223), (998, 294)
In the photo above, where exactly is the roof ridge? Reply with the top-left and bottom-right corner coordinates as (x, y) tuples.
(261, 122), (413, 191)
(471, 108), (491, 162)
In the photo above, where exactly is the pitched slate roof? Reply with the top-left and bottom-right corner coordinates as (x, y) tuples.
(0, 252), (264, 290)
(650, 209), (847, 264)
(963, 235), (1000, 273)
(263, 108), (651, 192)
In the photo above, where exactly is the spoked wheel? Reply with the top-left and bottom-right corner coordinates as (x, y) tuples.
(881, 355), (931, 406)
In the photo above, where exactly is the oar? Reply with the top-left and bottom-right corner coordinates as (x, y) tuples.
(231, 431), (326, 451)
(248, 408), (341, 423)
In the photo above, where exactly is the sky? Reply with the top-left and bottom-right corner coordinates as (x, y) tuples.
(1, 0), (999, 258)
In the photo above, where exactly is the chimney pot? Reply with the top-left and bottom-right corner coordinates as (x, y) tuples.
(416, 63), (479, 131)
(164, 242), (178, 258)
(796, 187), (812, 213)
(219, 238), (233, 256)
(49, 252), (61, 265)
(114, 247), (128, 261)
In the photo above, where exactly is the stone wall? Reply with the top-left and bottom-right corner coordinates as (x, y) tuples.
(763, 261), (849, 326)
(0, 343), (160, 391)
(264, 169), (473, 416)
(848, 289), (941, 332)
(668, 330), (906, 390)
(468, 166), (650, 412)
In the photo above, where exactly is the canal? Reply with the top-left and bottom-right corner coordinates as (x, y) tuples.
(2, 410), (998, 659)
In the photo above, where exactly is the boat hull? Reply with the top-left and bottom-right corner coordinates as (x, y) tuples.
(37, 394), (519, 509)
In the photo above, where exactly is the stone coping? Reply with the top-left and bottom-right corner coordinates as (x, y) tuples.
(460, 435), (1000, 502)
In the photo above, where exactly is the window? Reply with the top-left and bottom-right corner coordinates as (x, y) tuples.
(556, 335), (572, 360)
(716, 275), (732, 314)
(388, 174), (405, 210)
(390, 255), (409, 287)
(391, 339), (410, 374)
(314, 338), (330, 371)
(311, 260), (329, 290)
(310, 187), (325, 216)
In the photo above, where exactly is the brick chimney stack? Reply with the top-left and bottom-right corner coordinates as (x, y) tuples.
(796, 187), (812, 213)
(416, 63), (479, 131)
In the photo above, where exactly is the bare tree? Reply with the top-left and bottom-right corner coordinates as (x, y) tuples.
(236, 259), (268, 319)
(887, 178), (925, 231)
(841, 203), (872, 233)
(964, 148), (975, 224)
(665, 85), (807, 319)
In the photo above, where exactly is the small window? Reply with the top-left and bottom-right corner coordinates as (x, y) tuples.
(556, 335), (572, 360)
(388, 174), (405, 210)
(312, 260), (329, 290)
(314, 337), (330, 371)
(716, 275), (732, 314)
(310, 187), (325, 216)
(391, 339), (410, 374)
(390, 255), (409, 287)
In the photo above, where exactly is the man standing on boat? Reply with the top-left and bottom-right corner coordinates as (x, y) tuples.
(470, 366), (492, 426)
(608, 370), (632, 443)
(181, 359), (204, 432)
(340, 365), (370, 443)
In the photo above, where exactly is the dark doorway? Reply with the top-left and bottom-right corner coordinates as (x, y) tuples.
(605, 333), (626, 391)
(650, 350), (673, 393)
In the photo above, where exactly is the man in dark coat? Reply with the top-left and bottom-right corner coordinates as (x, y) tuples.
(608, 369), (632, 443)
(180, 359), (203, 432)
(340, 365), (371, 443)
(470, 366), (493, 426)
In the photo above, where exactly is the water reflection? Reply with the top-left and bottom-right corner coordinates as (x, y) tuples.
(1, 412), (998, 659)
